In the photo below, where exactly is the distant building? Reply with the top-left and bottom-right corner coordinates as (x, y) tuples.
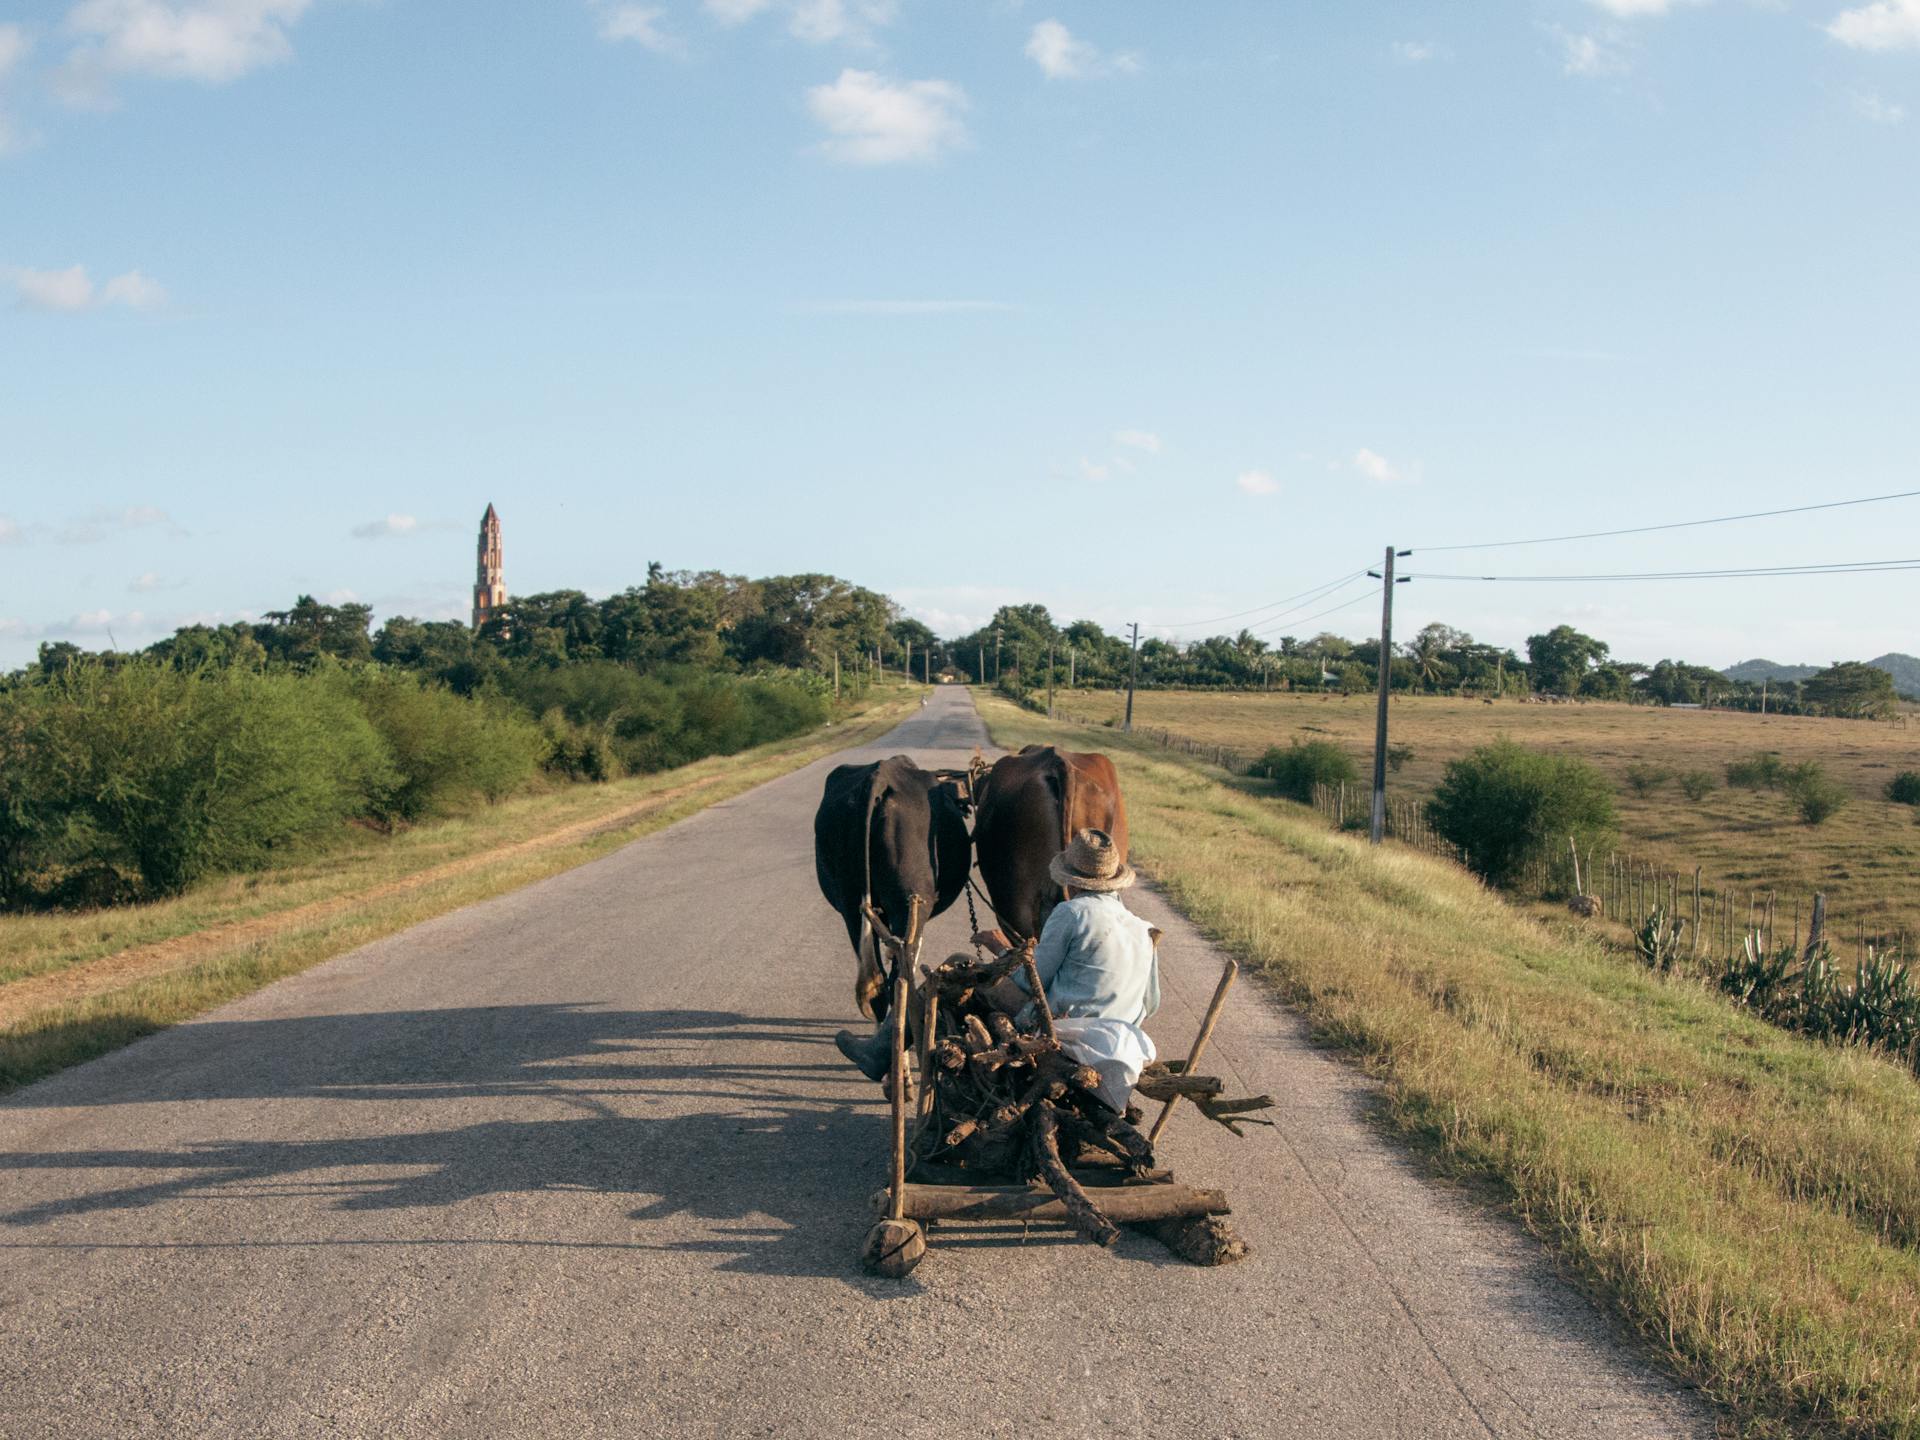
(473, 503), (506, 630)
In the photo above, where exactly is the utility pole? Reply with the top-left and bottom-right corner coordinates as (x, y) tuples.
(1124, 622), (1141, 732)
(833, 651), (841, 699)
(1367, 546), (1411, 845)
(1067, 645), (1075, 690)
(905, 639), (912, 680)
(977, 641), (985, 684)
(1047, 637), (1056, 717)
(993, 629), (1002, 682)
(1761, 677), (1768, 716)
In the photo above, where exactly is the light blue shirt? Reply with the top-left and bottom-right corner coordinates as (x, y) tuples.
(1015, 892), (1161, 1026)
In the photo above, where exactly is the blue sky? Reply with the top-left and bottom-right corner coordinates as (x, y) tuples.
(3, 0), (1917, 672)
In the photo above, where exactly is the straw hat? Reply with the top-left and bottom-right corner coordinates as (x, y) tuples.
(1048, 828), (1135, 892)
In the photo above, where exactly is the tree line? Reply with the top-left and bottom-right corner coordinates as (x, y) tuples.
(915, 606), (1904, 719)
(1, 567), (906, 911)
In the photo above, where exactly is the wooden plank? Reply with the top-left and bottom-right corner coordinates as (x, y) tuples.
(883, 1182), (1229, 1223)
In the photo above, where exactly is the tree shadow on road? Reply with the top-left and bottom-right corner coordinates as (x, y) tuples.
(0, 1005), (926, 1283)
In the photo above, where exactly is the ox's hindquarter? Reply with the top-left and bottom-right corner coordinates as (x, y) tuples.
(975, 746), (1130, 943)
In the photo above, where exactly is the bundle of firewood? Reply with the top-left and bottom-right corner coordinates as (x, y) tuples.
(897, 944), (1273, 1253)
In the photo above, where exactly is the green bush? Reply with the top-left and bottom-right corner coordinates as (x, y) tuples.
(345, 669), (542, 822)
(1885, 770), (1920, 806)
(1783, 761), (1848, 826)
(20, 662), (393, 896)
(1427, 738), (1618, 889)
(1726, 751), (1786, 790)
(1385, 743), (1414, 773)
(1250, 738), (1360, 804)
(1677, 769), (1717, 801)
(1622, 763), (1669, 796)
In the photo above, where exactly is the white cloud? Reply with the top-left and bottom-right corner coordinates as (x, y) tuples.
(57, 505), (180, 543)
(12, 264), (95, 311)
(1078, 457), (1111, 482)
(9, 263), (168, 311)
(1115, 429), (1162, 454)
(1236, 470), (1280, 496)
(1853, 88), (1907, 122)
(56, 0), (316, 104)
(1585, 0), (1690, 16)
(0, 516), (26, 545)
(99, 269), (168, 308)
(806, 69), (968, 165)
(1353, 448), (1420, 485)
(350, 513), (421, 539)
(790, 298), (1014, 315)
(1555, 28), (1627, 76)
(128, 571), (186, 592)
(1391, 40), (1446, 63)
(0, 23), (29, 74)
(789, 0), (897, 45)
(1025, 19), (1139, 79)
(1826, 0), (1920, 48)
(595, 3), (685, 55)
(701, 0), (894, 43)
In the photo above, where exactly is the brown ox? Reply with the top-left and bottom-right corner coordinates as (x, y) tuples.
(972, 744), (1129, 945)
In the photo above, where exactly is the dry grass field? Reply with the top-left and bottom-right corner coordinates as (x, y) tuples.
(979, 693), (1920, 1438)
(1054, 689), (1920, 945)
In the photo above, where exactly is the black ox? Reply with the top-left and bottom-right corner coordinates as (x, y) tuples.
(813, 755), (971, 1019)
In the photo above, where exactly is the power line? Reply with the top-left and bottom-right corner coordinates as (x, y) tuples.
(1248, 586), (1378, 637)
(1148, 568), (1370, 633)
(1405, 557), (1920, 583)
(1414, 488), (1920, 554)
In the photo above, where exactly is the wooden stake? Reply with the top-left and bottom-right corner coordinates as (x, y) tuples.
(1148, 958), (1239, 1145)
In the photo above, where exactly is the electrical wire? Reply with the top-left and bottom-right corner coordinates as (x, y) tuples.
(1414, 488), (1920, 554)
(1247, 586), (1378, 637)
(1148, 568), (1370, 633)
(1405, 558), (1920, 583)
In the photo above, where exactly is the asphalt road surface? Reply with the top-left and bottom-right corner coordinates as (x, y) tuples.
(0, 687), (1713, 1439)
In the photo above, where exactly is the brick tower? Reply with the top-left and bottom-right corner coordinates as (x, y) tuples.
(472, 503), (506, 630)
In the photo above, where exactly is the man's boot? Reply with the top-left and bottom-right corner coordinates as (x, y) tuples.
(835, 1020), (894, 1081)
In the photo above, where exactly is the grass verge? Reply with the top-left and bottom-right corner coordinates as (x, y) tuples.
(979, 694), (1920, 1439)
(0, 686), (920, 1095)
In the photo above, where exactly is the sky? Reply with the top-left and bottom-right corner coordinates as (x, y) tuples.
(2, 0), (1918, 673)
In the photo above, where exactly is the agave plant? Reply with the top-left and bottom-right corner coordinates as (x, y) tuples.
(1634, 904), (1687, 974)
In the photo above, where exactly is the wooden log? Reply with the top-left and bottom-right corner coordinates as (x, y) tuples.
(1030, 1105), (1120, 1247)
(883, 1181), (1228, 1223)
(1134, 1072), (1226, 1103)
(1134, 1213), (1252, 1268)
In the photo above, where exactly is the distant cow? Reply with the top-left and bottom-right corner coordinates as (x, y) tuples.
(972, 744), (1129, 945)
(813, 755), (972, 1019)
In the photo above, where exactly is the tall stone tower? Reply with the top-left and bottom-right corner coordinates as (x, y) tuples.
(472, 503), (506, 630)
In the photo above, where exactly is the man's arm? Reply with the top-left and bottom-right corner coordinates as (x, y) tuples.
(1012, 904), (1076, 996)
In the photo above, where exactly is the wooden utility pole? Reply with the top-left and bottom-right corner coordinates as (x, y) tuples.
(1368, 546), (1410, 845)
(1124, 622), (1141, 732)
(977, 642), (985, 685)
(1761, 678), (1768, 716)
(1068, 645), (1075, 689)
(905, 639), (912, 679)
(993, 629), (1002, 681)
(833, 651), (841, 699)
(1047, 637), (1056, 717)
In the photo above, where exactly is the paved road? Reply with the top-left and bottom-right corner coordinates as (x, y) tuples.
(0, 688), (1711, 1439)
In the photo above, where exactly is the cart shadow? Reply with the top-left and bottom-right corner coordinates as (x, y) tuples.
(3, 1003), (1189, 1283)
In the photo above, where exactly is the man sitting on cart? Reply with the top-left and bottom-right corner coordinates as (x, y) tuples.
(836, 828), (1160, 1112)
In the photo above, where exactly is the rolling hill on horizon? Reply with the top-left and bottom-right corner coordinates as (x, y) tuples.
(1721, 653), (1920, 697)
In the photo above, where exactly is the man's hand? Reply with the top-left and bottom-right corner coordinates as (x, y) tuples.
(971, 927), (1011, 953)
